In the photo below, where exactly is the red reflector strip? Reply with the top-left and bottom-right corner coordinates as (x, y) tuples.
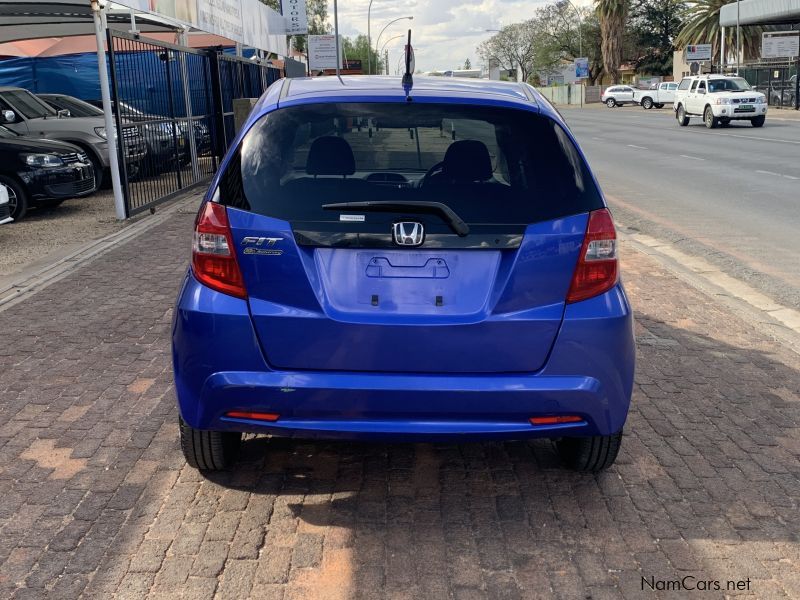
(225, 411), (280, 422)
(529, 415), (584, 425)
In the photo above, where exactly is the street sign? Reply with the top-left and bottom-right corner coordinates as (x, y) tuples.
(281, 0), (308, 35)
(762, 32), (800, 59)
(685, 44), (712, 61)
(308, 34), (342, 71)
(575, 57), (589, 79)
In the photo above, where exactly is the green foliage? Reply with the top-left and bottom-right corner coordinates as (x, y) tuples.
(463, 58), (472, 70)
(342, 35), (384, 73)
(629, 0), (687, 75)
(676, 0), (763, 65)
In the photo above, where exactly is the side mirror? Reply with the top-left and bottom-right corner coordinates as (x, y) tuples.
(1, 109), (15, 123)
(57, 109), (71, 118)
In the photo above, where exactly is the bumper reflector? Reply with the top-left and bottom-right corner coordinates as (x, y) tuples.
(225, 411), (280, 422)
(529, 416), (583, 425)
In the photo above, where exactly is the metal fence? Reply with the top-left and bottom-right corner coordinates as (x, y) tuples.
(107, 31), (282, 217)
(741, 63), (799, 110)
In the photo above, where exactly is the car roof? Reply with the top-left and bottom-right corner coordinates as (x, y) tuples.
(267, 75), (558, 117)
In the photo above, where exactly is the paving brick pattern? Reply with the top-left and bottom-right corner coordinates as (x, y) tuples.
(0, 204), (798, 599)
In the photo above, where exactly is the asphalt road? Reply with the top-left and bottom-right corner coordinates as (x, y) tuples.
(561, 105), (800, 308)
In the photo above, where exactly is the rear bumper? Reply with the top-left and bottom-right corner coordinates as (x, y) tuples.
(173, 272), (635, 441)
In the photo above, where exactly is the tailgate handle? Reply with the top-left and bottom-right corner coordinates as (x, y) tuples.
(366, 257), (450, 279)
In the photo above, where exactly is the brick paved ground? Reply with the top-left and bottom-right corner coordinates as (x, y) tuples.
(0, 199), (798, 599)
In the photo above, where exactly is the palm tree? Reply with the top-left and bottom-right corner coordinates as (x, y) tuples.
(595, 0), (629, 84)
(676, 0), (763, 68)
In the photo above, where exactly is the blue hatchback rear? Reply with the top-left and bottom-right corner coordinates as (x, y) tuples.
(173, 76), (635, 472)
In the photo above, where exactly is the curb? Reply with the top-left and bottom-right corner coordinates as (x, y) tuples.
(0, 191), (202, 313)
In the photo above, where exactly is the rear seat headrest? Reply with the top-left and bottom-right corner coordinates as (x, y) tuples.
(442, 140), (493, 182)
(306, 136), (356, 176)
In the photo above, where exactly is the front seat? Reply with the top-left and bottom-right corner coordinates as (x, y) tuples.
(306, 136), (356, 178)
(433, 139), (494, 184)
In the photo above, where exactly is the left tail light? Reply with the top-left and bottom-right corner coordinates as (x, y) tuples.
(191, 198), (247, 299)
(566, 208), (619, 304)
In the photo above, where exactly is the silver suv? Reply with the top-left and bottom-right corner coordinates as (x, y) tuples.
(0, 87), (146, 186)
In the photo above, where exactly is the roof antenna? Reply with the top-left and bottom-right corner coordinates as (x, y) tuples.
(402, 29), (414, 100)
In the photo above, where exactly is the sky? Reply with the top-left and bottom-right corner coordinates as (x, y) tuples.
(327, 0), (591, 74)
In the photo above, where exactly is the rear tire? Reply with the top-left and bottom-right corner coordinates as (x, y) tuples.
(704, 106), (718, 129)
(606, 98), (616, 108)
(0, 175), (27, 221)
(556, 431), (623, 472)
(676, 105), (689, 126)
(751, 115), (765, 127)
(655, 103), (664, 109)
(179, 415), (241, 471)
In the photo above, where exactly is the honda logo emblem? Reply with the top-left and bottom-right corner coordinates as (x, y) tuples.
(392, 222), (424, 246)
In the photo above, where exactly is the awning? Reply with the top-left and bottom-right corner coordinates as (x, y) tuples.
(720, 0), (800, 27)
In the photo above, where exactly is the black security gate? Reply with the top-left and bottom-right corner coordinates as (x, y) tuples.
(741, 61), (800, 110)
(107, 31), (282, 217)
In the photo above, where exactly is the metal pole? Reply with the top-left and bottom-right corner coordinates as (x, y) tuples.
(334, 0), (341, 77)
(91, 1), (126, 220)
(179, 30), (200, 182)
(736, 0), (741, 74)
(367, 0), (374, 75)
(721, 26), (726, 72)
(376, 17), (413, 73)
(385, 49), (389, 75)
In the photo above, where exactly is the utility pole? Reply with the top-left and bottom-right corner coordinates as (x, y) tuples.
(736, 0), (741, 74)
(367, 0), (375, 75)
(334, 0), (341, 77)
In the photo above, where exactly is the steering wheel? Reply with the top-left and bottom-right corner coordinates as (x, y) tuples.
(420, 161), (445, 187)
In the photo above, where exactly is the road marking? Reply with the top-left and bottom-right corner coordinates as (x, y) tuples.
(627, 144), (648, 150)
(679, 154), (705, 161)
(756, 170), (781, 176)
(783, 174), (799, 180)
(591, 136), (603, 141)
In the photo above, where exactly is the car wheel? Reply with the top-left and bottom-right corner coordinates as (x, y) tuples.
(676, 105), (689, 126)
(642, 97), (653, 109)
(556, 431), (623, 472)
(720, 118), (731, 127)
(704, 106), (718, 129)
(179, 415), (241, 471)
(605, 98), (616, 108)
(751, 115), (766, 128)
(655, 103), (664, 109)
(0, 175), (27, 221)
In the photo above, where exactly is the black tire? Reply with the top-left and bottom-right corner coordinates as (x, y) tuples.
(605, 98), (616, 108)
(704, 106), (718, 129)
(642, 97), (653, 109)
(676, 105), (689, 126)
(655, 103), (664, 109)
(179, 415), (241, 471)
(720, 118), (731, 127)
(0, 175), (28, 221)
(556, 431), (623, 472)
(751, 115), (765, 128)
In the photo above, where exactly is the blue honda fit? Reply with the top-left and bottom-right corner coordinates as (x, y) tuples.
(173, 75), (635, 472)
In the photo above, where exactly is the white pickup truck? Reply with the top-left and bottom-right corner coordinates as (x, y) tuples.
(673, 75), (768, 128)
(633, 82), (678, 109)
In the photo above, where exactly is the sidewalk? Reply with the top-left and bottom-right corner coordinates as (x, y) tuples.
(0, 201), (798, 599)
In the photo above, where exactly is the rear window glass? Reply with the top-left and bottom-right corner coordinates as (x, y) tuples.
(220, 103), (602, 228)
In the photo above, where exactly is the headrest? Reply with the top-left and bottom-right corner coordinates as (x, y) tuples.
(442, 140), (493, 182)
(306, 136), (356, 176)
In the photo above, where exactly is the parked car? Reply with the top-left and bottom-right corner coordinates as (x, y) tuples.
(601, 85), (636, 107)
(0, 183), (12, 225)
(0, 87), (145, 187)
(633, 82), (678, 109)
(0, 124), (95, 221)
(674, 75), (768, 128)
(172, 76), (636, 473)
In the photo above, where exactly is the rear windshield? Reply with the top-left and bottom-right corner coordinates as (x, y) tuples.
(220, 103), (602, 228)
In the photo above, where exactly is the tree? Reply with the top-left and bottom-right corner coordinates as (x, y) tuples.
(595, 0), (629, 83)
(535, 1), (604, 83)
(464, 58), (472, 70)
(477, 21), (539, 82)
(342, 35), (383, 73)
(676, 0), (762, 68)
(629, 0), (686, 75)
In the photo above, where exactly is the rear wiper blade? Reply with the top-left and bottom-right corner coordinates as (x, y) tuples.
(322, 201), (470, 237)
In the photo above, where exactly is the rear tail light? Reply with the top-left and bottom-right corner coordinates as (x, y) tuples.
(191, 197), (246, 299)
(566, 208), (618, 303)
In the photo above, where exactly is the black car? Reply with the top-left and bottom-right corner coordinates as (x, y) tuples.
(0, 124), (95, 221)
